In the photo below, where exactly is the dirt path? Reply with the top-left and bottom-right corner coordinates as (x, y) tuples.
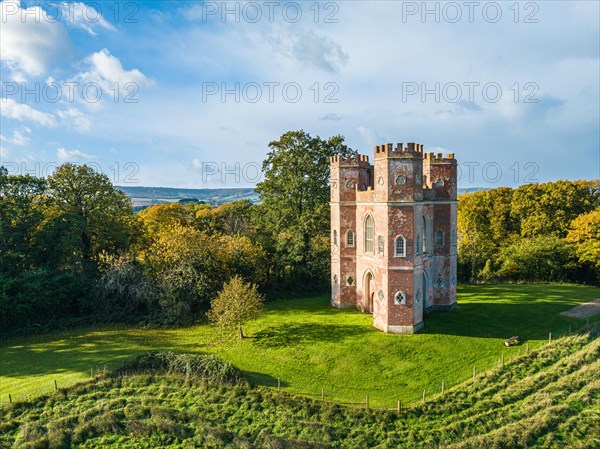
(559, 299), (600, 319)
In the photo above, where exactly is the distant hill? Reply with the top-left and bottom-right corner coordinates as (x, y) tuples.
(457, 187), (491, 194)
(117, 186), (259, 211)
(119, 185), (488, 211)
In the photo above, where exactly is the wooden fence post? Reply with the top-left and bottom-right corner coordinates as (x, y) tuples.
(422, 389), (426, 402)
(397, 400), (401, 415)
(277, 378), (280, 390)
(8, 394), (12, 404)
(54, 380), (58, 392)
(549, 332), (552, 343)
(441, 380), (445, 395)
(526, 343), (529, 354)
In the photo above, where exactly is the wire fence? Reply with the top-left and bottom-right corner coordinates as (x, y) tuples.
(1, 320), (598, 410)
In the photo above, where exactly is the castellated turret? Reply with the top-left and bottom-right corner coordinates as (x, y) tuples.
(330, 142), (457, 334)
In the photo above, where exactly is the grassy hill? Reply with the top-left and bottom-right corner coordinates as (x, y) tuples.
(1, 329), (598, 448)
(117, 186), (259, 209)
(1, 284), (599, 409)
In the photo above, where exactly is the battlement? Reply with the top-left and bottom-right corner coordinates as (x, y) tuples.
(424, 152), (456, 163)
(373, 142), (426, 158)
(329, 154), (370, 165)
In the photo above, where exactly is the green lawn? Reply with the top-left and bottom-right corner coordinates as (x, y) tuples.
(1, 283), (599, 408)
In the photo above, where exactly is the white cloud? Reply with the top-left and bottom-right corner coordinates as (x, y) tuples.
(59, 2), (115, 36)
(77, 49), (151, 89)
(356, 126), (384, 147)
(1, 99), (57, 126)
(57, 108), (92, 133)
(0, 1), (73, 80)
(267, 28), (348, 73)
(72, 49), (152, 106)
(11, 127), (31, 145)
(0, 145), (9, 159)
(57, 147), (96, 162)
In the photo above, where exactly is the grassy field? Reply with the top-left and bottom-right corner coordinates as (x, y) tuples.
(1, 330), (598, 448)
(1, 283), (599, 408)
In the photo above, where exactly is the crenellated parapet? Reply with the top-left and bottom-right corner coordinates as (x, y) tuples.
(374, 142), (424, 159)
(329, 154), (370, 165)
(423, 152), (456, 163)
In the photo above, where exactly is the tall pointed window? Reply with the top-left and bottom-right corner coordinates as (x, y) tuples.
(346, 230), (355, 247)
(364, 215), (374, 253)
(333, 230), (337, 245)
(422, 216), (428, 253)
(416, 234), (422, 255)
(395, 236), (406, 257)
(435, 230), (444, 248)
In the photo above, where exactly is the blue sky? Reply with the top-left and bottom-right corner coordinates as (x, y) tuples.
(1, 0), (599, 188)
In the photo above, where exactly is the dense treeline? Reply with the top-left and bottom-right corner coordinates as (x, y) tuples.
(2, 132), (599, 334)
(0, 131), (352, 333)
(458, 181), (600, 283)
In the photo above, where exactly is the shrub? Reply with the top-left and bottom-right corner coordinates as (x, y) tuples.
(113, 352), (248, 385)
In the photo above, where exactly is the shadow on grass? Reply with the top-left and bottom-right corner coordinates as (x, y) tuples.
(0, 329), (190, 378)
(423, 301), (596, 340)
(252, 322), (369, 348)
(243, 370), (289, 387)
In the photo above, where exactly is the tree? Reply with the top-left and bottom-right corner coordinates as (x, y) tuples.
(254, 130), (354, 287)
(566, 207), (600, 281)
(207, 276), (264, 338)
(0, 171), (46, 273)
(495, 235), (576, 282)
(139, 202), (208, 240)
(511, 180), (600, 238)
(45, 164), (140, 265)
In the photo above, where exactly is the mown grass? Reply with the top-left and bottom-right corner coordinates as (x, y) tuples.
(1, 330), (598, 448)
(1, 283), (599, 407)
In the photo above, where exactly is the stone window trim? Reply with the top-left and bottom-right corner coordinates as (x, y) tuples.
(346, 230), (355, 247)
(394, 235), (406, 257)
(394, 291), (407, 305)
(416, 234), (422, 256)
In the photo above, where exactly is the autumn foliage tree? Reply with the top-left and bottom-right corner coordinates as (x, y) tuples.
(207, 276), (264, 338)
(566, 207), (600, 281)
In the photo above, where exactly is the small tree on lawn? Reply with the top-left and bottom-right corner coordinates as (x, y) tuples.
(208, 276), (264, 338)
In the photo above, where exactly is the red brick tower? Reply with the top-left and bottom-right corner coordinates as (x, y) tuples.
(330, 142), (457, 334)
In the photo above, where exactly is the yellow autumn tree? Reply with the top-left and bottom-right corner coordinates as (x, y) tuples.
(207, 276), (264, 338)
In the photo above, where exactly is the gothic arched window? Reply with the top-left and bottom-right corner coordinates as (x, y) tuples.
(435, 230), (444, 248)
(395, 236), (406, 257)
(346, 230), (355, 247)
(364, 215), (374, 253)
(422, 216), (428, 253)
(333, 230), (337, 246)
